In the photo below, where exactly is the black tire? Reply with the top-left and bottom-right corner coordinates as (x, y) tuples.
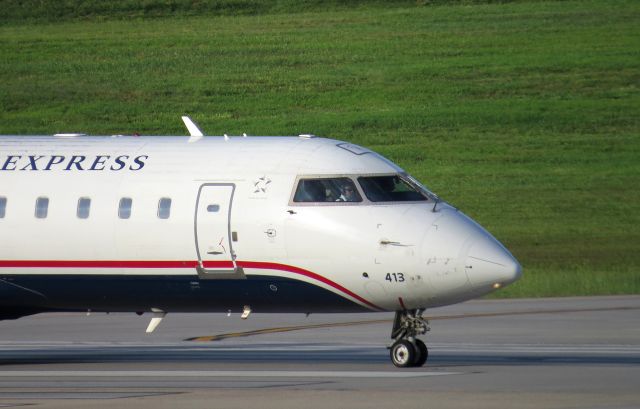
(390, 340), (416, 368)
(413, 339), (428, 367)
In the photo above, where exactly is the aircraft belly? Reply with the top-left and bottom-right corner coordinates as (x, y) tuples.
(0, 274), (370, 314)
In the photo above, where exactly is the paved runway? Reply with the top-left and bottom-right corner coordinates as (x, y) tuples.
(0, 296), (639, 408)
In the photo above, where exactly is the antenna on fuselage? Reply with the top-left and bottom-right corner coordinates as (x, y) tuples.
(182, 115), (204, 143)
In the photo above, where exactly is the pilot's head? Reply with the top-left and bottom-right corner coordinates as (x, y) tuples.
(342, 184), (356, 201)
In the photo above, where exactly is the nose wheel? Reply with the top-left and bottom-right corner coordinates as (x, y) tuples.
(389, 309), (430, 368)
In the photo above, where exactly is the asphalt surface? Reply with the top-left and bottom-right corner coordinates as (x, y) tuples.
(0, 296), (639, 409)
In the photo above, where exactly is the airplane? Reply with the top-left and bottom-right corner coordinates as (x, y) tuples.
(0, 116), (522, 367)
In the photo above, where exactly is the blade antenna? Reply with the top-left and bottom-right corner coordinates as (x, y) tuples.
(182, 115), (204, 142)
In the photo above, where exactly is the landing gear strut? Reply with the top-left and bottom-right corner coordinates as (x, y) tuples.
(389, 309), (430, 368)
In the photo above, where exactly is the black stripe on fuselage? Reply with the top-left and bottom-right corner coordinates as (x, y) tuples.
(0, 275), (370, 315)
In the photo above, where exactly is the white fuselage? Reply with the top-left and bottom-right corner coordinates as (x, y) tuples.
(0, 135), (521, 318)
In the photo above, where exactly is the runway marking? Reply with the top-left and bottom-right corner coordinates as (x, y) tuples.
(0, 370), (459, 378)
(429, 344), (640, 354)
(187, 305), (640, 341)
(0, 392), (173, 400)
(426, 305), (640, 321)
(185, 320), (391, 341)
(0, 343), (637, 355)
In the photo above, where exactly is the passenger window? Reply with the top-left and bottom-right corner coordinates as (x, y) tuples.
(77, 197), (91, 219)
(118, 197), (132, 219)
(293, 178), (362, 203)
(157, 198), (171, 219)
(35, 197), (49, 219)
(358, 175), (428, 202)
(0, 197), (6, 218)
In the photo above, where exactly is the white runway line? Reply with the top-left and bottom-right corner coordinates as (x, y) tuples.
(0, 370), (459, 378)
(429, 344), (640, 354)
(1, 343), (639, 354)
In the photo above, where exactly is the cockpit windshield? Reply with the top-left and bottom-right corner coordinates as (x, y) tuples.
(358, 175), (428, 202)
(291, 174), (436, 205)
(293, 177), (362, 203)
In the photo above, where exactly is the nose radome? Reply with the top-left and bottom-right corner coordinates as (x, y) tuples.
(465, 233), (522, 289)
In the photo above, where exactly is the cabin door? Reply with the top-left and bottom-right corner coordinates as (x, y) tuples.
(194, 183), (244, 279)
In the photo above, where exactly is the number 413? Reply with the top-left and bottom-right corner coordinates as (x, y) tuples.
(385, 273), (405, 282)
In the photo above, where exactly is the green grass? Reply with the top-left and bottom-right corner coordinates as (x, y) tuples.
(1, 0), (638, 297)
(0, 0), (414, 22)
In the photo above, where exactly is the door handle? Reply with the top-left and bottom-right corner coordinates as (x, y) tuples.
(380, 240), (412, 247)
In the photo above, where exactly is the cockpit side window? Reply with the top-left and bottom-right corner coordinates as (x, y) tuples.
(358, 175), (428, 202)
(293, 177), (362, 203)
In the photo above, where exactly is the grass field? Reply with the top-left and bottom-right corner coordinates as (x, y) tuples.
(1, 0), (638, 297)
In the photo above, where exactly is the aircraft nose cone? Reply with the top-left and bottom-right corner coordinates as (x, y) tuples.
(465, 233), (522, 289)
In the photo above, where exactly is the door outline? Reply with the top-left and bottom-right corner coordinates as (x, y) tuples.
(194, 183), (245, 280)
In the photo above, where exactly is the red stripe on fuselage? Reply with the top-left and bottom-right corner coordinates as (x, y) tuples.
(0, 260), (198, 268)
(0, 259), (383, 311)
(237, 261), (382, 311)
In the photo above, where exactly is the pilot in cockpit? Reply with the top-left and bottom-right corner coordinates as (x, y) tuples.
(336, 182), (358, 202)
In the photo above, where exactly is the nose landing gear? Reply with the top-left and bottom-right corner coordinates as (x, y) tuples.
(389, 309), (430, 367)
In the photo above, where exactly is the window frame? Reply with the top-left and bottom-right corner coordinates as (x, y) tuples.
(118, 197), (133, 219)
(288, 173), (434, 206)
(157, 197), (172, 219)
(289, 175), (364, 206)
(35, 197), (49, 219)
(77, 197), (91, 219)
(357, 174), (430, 203)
